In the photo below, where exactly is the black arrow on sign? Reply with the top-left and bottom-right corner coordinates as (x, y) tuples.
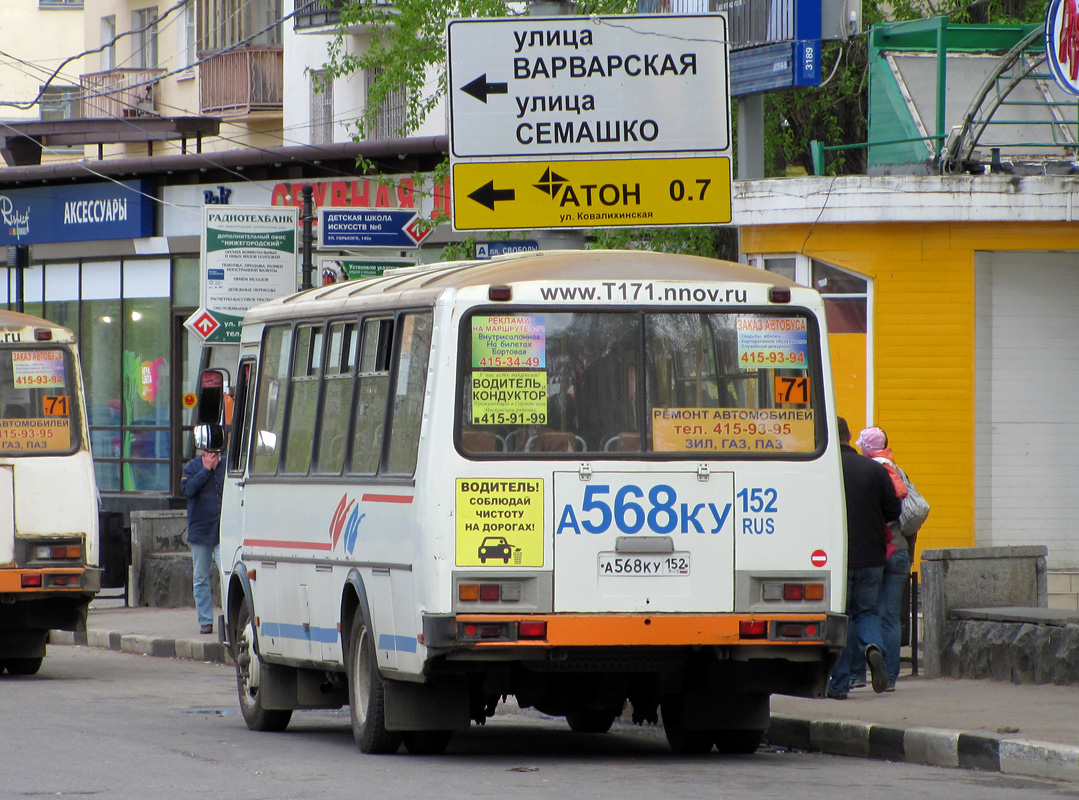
(469, 181), (516, 210)
(461, 74), (508, 104)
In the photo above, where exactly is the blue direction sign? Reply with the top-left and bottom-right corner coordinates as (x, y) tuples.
(318, 208), (432, 249)
(475, 240), (539, 259)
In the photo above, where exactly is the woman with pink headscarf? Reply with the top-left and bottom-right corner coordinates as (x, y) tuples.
(856, 426), (911, 691)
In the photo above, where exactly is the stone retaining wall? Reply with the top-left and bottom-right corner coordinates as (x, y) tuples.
(130, 510), (219, 608)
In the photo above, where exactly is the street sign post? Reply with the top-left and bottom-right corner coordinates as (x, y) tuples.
(446, 14), (732, 232)
(318, 208), (432, 249)
(475, 240), (539, 259)
(448, 15), (730, 159)
(453, 156), (732, 231)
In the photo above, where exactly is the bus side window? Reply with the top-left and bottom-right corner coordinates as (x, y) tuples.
(386, 312), (432, 475)
(229, 359), (255, 475)
(313, 321), (357, 475)
(349, 317), (393, 475)
(251, 325), (292, 475)
(283, 324), (324, 474)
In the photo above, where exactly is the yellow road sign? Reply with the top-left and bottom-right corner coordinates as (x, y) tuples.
(451, 156), (731, 231)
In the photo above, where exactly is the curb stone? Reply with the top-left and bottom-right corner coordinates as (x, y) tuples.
(50, 629), (233, 665)
(766, 714), (1079, 783)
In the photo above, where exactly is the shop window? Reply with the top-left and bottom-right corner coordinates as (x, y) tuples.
(43, 262), (79, 334)
(172, 257), (200, 308)
(752, 255), (868, 334)
(81, 260), (122, 491)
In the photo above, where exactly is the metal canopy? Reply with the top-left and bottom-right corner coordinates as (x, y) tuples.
(0, 116), (222, 167)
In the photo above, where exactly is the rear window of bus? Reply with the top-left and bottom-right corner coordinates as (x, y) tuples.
(458, 310), (823, 458)
(0, 347), (80, 456)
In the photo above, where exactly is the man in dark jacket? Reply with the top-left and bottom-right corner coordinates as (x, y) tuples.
(827, 417), (902, 698)
(181, 446), (225, 634)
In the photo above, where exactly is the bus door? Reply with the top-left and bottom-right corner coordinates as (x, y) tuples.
(220, 351), (284, 657)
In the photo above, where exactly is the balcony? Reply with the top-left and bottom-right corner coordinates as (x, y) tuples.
(79, 69), (164, 118)
(199, 47), (283, 117)
(295, 0), (344, 29)
(294, 0), (396, 32)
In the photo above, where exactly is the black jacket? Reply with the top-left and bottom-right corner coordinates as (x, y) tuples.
(181, 456), (224, 545)
(840, 443), (901, 569)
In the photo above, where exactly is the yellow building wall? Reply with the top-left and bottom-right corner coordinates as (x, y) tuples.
(741, 221), (1079, 564)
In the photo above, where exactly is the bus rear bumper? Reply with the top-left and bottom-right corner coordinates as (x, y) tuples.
(422, 612), (846, 651)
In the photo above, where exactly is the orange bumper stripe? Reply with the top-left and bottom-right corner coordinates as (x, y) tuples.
(0, 568), (87, 593)
(455, 614), (830, 647)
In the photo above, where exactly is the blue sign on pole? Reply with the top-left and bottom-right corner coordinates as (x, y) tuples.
(475, 240), (539, 259)
(0, 180), (154, 246)
(318, 208), (431, 249)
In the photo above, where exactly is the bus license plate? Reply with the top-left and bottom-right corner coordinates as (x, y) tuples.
(598, 553), (691, 577)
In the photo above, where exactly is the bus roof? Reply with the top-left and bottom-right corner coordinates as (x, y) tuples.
(244, 250), (798, 325)
(0, 310), (76, 342)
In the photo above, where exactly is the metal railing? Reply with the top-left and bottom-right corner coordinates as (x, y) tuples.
(79, 68), (163, 118)
(199, 47), (284, 117)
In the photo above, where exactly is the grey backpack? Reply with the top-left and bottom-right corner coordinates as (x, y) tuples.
(875, 457), (930, 539)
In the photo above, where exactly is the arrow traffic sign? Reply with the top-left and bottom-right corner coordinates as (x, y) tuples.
(468, 181), (516, 210)
(184, 308), (221, 342)
(451, 156), (732, 231)
(447, 15), (730, 160)
(461, 74), (508, 104)
(318, 208), (432, 249)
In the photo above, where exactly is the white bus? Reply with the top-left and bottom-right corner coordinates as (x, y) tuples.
(201, 250), (847, 755)
(1, 311), (100, 675)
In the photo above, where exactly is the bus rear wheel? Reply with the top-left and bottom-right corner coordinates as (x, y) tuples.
(348, 612), (402, 754)
(661, 696), (714, 754)
(234, 602), (292, 732)
(566, 708), (617, 734)
(713, 729), (764, 754)
(4, 658), (42, 676)
(402, 730), (452, 755)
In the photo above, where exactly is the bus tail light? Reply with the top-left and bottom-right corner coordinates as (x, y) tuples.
(35, 545), (82, 560)
(769, 287), (791, 303)
(739, 620), (767, 639)
(21, 574), (43, 588)
(48, 574), (82, 588)
(458, 582), (523, 603)
(518, 620), (547, 640)
(762, 581), (825, 602)
(458, 621), (515, 642)
(488, 285), (513, 301)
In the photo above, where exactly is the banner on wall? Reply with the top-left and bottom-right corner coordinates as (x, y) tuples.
(186, 206), (300, 345)
(0, 180), (154, 246)
(317, 256), (415, 285)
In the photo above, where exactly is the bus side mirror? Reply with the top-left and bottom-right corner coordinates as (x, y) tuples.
(197, 368), (231, 425)
(194, 423), (225, 453)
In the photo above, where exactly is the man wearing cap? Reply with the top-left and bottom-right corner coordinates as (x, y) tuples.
(181, 446), (225, 635)
(828, 417), (902, 698)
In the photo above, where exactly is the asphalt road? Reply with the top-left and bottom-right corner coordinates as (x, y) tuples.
(4, 646), (1077, 800)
